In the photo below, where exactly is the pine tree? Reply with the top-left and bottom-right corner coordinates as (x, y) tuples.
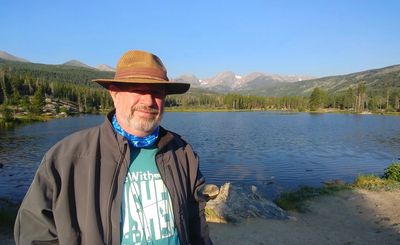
(0, 69), (9, 104)
(355, 82), (367, 113)
(0, 104), (13, 121)
(30, 85), (45, 115)
(309, 87), (327, 111)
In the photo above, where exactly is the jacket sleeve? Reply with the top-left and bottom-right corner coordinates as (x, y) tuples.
(188, 153), (213, 245)
(14, 155), (59, 245)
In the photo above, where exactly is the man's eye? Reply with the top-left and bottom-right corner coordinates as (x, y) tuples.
(152, 91), (165, 96)
(129, 90), (165, 97)
(130, 90), (144, 94)
(129, 89), (147, 94)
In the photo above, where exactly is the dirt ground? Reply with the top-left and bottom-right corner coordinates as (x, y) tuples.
(209, 189), (400, 245)
(2, 189), (399, 244)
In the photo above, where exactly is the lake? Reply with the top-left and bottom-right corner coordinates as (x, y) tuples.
(1, 112), (399, 201)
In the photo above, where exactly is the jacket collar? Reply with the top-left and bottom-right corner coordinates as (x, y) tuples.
(156, 127), (174, 151)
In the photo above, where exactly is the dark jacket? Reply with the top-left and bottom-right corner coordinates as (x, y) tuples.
(14, 111), (212, 245)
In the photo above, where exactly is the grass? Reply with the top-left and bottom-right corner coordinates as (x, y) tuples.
(353, 162), (400, 191)
(0, 114), (53, 129)
(275, 182), (350, 212)
(353, 174), (400, 191)
(275, 164), (400, 212)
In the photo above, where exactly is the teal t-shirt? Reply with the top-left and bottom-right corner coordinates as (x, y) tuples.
(120, 147), (179, 245)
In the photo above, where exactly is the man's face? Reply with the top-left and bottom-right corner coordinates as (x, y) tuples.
(109, 83), (166, 137)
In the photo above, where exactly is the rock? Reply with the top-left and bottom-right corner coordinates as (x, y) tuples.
(251, 185), (257, 194)
(205, 183), (288, 223)
(57, 112), (68, 117)
(202, 184), (220, 199)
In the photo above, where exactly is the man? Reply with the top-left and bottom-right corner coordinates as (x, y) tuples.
(14, 50), (212, 245)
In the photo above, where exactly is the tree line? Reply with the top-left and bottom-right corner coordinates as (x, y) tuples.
(309, 83), (400, 112)
(0, 65), (113, 120)
(1, 62), (400, 123)
(168, 83), (400, 113)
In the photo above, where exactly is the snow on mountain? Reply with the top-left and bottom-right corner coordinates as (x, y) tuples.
(173, 74), (201, 86)
(97, 64), (115, 72)
(173, 71), (316, 93)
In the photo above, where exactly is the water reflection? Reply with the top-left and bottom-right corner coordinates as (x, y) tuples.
(0, 115), (104, 201)
(163, 112), (400, 196)
(1, 112), (400, 201)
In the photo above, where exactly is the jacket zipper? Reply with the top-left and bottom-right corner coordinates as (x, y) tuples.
(155, 153), (186, 244)
(166, 161), (188, 244)
(107, 143), (128, 244)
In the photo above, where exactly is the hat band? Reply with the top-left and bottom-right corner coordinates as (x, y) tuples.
(115, 67), (168, 81)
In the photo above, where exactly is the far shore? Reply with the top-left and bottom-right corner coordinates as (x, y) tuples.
(166, 107), (400, 116)
(2, 107), (399, 128)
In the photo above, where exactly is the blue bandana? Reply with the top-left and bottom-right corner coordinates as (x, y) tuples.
(112, 114), (159, 148)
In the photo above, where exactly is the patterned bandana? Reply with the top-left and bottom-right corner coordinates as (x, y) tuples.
(112, 114), (159, 148)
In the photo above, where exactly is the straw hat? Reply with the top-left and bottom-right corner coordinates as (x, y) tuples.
(93, 50), (190, 94)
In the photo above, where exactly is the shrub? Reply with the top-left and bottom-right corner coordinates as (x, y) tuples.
(59, 106), (70, 115)
(0, 104), (13, 122)
(383, 162), (400, 182)
(353, 174), (386, 190)
(354, 173), (400, 191)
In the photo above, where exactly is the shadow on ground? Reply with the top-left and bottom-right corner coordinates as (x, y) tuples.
(209, 189), (400, 245)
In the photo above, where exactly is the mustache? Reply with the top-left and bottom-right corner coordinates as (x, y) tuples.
(131, 105), (159, 114)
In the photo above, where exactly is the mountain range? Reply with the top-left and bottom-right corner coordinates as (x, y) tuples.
(1, 50), (399, 96)
(173, 72), (316, 94)
(172, 68), (400, 96)
(0, 50), (115, 72)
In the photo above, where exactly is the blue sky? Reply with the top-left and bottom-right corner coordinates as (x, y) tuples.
(1, 0), (399, 78)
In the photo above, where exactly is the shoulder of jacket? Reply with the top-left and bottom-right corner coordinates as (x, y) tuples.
(59, 125), (102, 144)
(45, 124), (108, 160)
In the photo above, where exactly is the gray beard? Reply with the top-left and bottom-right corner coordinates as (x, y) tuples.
(127, 115), (161, 133)
(126, 105), (163, 133)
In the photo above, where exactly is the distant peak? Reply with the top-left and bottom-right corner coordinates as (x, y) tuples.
(63, 59), (93, 69)
(97, 64), (115, 72)
(173, 74), (201, 86)
(0, 50), (30, 63)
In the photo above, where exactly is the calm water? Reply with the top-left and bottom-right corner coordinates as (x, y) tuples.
(1, 112), (399, 200)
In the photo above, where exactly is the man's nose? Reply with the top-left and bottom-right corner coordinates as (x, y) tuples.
(140, 93), (155, 105)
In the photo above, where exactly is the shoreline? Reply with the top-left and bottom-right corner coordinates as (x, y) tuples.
(2, 188), (399, 244)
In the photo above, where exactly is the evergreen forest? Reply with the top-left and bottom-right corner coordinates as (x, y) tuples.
(1, 59), (400, 124)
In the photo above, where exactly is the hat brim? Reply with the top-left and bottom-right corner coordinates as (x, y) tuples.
(92, 78), (190, 95)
